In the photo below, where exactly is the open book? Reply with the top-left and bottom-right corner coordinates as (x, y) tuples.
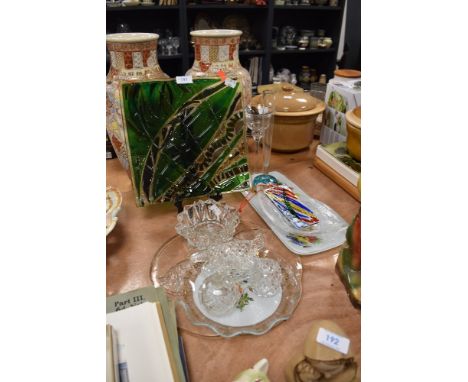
(107, 301), (181, 382)
(106, 324), (119, 382)
(106, 286), (187, 382)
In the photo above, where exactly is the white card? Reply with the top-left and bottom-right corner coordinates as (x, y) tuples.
(316, 327), (350, 355)
(176, 75), (193, 84)
(224, 78), (237, 88)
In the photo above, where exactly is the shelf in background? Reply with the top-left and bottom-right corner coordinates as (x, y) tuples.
(240, 50), (265, 56)
(187, 4), (267, 10)
(272, 48), (336, 54)
(188, 50), (265, 59)
(106, 5), (179, 11)
(107, 1), (346, 85)
(274, 5), (341, 11)
(158, 54), (182, 60)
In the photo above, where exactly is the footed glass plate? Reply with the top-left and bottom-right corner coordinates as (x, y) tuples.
(149, 226), (302, 337)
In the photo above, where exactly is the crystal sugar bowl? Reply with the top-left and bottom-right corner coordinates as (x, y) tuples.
(175, 199), (240, 250)
(199, 273), (241, 316)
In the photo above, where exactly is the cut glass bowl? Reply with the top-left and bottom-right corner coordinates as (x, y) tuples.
(175, 199), (240, 249)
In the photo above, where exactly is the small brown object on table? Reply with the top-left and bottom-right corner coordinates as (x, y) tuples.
(107, 145), (361, 382)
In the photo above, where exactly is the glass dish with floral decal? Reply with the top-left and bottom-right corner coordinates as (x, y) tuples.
(150, 226), (302, 337)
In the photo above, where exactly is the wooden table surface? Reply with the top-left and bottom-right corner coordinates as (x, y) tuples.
(106, 145), (361, 382)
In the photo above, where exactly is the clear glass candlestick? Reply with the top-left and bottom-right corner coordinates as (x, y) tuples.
(244, 90), (275, 188)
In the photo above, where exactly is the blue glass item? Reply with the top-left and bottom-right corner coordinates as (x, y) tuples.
(120, 78), (250, 206)
(252, 174), (279, 187)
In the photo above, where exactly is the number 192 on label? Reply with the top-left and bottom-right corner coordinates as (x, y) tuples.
(326, 334), (340, 345)
(316, 327), (350, 355)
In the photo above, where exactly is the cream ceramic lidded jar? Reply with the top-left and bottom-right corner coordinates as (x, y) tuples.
(270, 85), (325, 152)
(106, 33), (169, 171)
(187, 29), (252, 107)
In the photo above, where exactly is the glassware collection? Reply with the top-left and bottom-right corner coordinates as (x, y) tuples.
(271, 67), (327, 91)
(150, 219), (303, 337)
(192, 13), (263, 52)
(106, 27), (357, 318)
(158, 35), (180, 56)
(106, 24), (359, 380)
(274, 26), (333, 52)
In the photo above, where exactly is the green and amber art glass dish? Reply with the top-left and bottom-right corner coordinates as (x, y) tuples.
(121, 78), (250, 206)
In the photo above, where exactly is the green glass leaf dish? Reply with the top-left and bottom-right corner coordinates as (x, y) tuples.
(121, 78), (250, 206)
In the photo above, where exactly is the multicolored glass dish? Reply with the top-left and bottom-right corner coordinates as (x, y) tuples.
(264, 184), (319, 229)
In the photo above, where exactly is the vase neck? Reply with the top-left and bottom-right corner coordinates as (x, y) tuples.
(107, 39), (163, 80)
(192, 35), (241, 74)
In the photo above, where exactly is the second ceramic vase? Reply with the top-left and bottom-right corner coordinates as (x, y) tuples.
(187, 29), (252, 107)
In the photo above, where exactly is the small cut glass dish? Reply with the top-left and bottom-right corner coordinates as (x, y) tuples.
(175, 199), (240, 250)
(150, 226), (302, 337)
(106, 186), (122, 236)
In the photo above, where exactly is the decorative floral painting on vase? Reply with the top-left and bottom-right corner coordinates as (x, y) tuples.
(121, 78), (250, 206)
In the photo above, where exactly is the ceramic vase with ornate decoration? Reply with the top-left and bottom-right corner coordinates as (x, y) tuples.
(106, 33), (169, 171)
(187, 29), (252, 107)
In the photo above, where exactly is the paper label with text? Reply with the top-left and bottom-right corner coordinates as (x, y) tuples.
(224, 78), (237, 88)
(316, 327), (350, 354)
(176, 75), (193, 84)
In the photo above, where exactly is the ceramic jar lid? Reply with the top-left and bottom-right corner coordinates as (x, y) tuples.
(334, 69), (361, 78)
(274, 85), (319, 113)
(254, 85), (325, 117)
(257, 82), (303, 94)
(346, 106), (361, 129)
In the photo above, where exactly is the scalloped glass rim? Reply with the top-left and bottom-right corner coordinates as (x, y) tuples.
(150, 227), (302, 337)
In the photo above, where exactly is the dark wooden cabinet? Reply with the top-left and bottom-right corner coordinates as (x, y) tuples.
(107, 1), (345, 84)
